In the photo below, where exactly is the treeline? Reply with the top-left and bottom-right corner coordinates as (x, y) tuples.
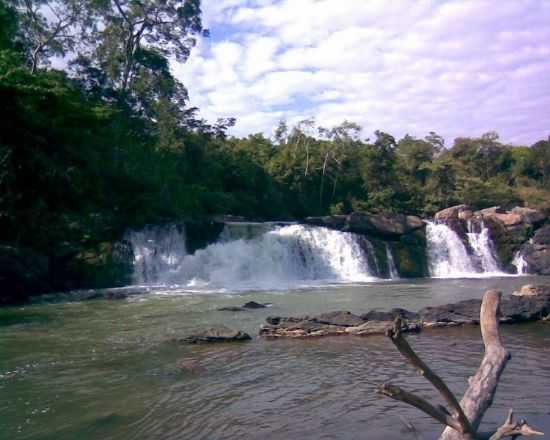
(1, 0), (549, 259)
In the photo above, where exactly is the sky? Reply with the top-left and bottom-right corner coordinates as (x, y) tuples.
(172, 0), (550, 146)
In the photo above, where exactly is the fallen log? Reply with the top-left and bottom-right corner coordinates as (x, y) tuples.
(378, 290), (543, 440)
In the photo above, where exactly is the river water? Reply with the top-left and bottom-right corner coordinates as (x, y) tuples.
(1, 276), (549, 440)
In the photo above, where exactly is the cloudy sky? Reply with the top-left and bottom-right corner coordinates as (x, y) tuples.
(172, 0), (550, 145)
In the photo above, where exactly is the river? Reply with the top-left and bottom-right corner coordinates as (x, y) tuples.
(1, 276), (549, 440)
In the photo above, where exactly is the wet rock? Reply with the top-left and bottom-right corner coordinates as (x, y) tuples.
(361, 308), (419, 322)
(500, 294), (550, 322)
(419, 299), (482, 325)
(419, 293), (550, 325)
(313, 311), (364, 327)
(521, 225), (550, 274)
(179, 326), (252, 344)
(434, 204), (548, 270)
(512, 284), (550, 297)
(260, 310), (420, 338)
(304, 212), (425, 239)
(242, 301), (268, 309)
(218, 301), (269, 312)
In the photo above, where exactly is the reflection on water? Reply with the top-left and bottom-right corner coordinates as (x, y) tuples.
(1, 276), (549, 440)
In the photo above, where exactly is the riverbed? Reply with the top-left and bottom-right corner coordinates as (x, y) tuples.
(1, 276), (549, 440)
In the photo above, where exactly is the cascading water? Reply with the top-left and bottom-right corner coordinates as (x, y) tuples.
(466, 220), (502, 273)
(385, 244), (400, 279)
(125, 224), (187, 284)
(512, 252), (528, 275)
(426, 221), (507, 278)
(426, 221), (477, 277)
(126, 224), (379, 291)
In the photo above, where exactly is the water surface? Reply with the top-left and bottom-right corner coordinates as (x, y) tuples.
(1, 276), (549, 440)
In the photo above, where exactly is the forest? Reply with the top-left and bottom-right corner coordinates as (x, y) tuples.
(1, 0), (549, 262)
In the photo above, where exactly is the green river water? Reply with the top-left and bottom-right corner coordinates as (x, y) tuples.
(1, 276), (549, 440)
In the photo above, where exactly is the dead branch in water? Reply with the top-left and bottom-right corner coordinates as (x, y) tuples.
(378, 290), (544, 440)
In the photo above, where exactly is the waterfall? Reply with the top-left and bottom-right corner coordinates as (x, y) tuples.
(512, 252), (528, 275)
(466, 220), (501, 273)
(126, 224), (378, 291)
(426, 221), (507, 278)
(426, 221), (477, 277)
(124, 224), (188, 284)
(385, 244), (399, 279)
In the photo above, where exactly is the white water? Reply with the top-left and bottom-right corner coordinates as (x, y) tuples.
(512, 252), (529, 275)
(125, 225), (188, 284)
(127, 224), (378, 291)
(466, 220), (502, 273)
(385, 244), (400, 279)
(426, 221), (507, 278)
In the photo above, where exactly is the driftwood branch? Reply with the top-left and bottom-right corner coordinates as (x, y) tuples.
(385, 318), (475, 437)
(378, 290), (544, 440)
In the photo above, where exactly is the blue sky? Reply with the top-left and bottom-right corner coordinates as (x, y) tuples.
(172, 0), (550, 145)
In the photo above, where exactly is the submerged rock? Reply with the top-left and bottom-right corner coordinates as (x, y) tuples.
(179, 326), (252, 344)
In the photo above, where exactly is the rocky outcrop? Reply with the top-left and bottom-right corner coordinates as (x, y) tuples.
(260, 288), (550, 338)
(512, 284), (550, 296)
(304, 212), (429, 278)
(50, 240), (134, 291)
(433, 204), (548, 272)
(260, 312), (421, 338)
(520, 225), (550, 275)
(178, 326), (252, 344)
(305, 212), (425, 239)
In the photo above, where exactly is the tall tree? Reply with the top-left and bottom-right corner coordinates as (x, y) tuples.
(9, 0), (89, 73)
(88, 0), (204, 99)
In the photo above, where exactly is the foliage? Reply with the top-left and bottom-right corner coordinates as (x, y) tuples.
(1, 2), (550, 261)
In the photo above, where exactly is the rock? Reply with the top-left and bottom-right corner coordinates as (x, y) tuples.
(304, 215), (348, 230)
(361, 308), (419, 321)
(419, 299), (482, 325)
(179, 326), (252, 344)
(435, 205), (471, 223)
(218, 306), (248, 312)
(511, 207), (547, 226)
(533, 224), (550, 245)
(419, 294), (550, 325)
(512, 284), (550, 297)
(0, 245), (50, 305)
(304, 212), (425, 239)
(500, 294), (550, 322)
(521, 225), (550, 274)
(242, 301), (267, 309)
(346, 320), (421, 336)
(218, 301), (268, 312)
(313, 311), (364, 327)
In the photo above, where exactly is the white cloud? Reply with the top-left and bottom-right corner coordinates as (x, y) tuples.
(173, 0), (550, 144)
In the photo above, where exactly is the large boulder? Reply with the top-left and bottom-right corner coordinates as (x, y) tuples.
(520, 225), (550, 274)
(51, 241), (134, 291)
(304, 212), (425, 239)
(0, 245), (50, 305)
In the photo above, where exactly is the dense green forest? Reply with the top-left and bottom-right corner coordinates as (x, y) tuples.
(1, 0), (549, 262)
